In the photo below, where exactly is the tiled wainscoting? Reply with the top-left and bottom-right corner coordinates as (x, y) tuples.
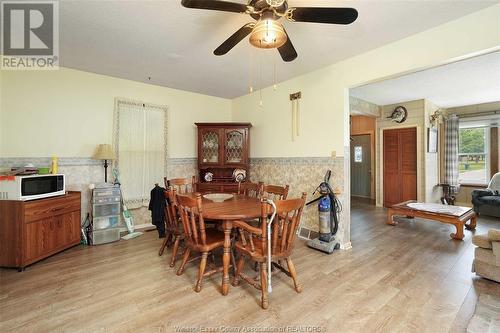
(0, 156), (348, 246)
(0, 157), (197, 228)
(0, 157), (103, 224)
(249, 157), (346, 245)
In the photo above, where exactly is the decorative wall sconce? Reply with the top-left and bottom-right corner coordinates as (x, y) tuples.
(290, 91), (301, 141)
(429, 109), (445, 127)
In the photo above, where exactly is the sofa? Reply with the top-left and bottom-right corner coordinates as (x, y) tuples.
(471, 172), (500, 218)
(472, 229), (500, 283)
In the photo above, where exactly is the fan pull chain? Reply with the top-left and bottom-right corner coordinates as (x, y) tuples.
(259, 51), (263, 107)
(273, 60), (277, 91)
(249, 49), (254, 93)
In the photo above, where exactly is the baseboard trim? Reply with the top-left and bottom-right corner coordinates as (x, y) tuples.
(298, 226), (351, 250)
(134, 223), (156, 231)
(341, 242), (352, 250)
(118, 223), (156, 233)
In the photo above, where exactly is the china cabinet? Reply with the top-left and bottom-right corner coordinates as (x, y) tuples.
(195, 123), (252, 193)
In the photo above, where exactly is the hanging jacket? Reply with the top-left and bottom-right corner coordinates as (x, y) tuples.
(148, 185), (166, 226)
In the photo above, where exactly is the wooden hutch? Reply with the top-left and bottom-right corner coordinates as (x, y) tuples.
(195, 123), (252, 193)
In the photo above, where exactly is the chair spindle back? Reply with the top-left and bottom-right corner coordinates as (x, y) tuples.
(261, 192), (307, 256)
(176, 193), (208, 247)
(262, 184), (289, 201)
(165, 176), (196, 194)
(164, 188), (180, 231)
(238, 181), (263, 198)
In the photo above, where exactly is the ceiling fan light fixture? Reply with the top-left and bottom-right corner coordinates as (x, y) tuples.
(249, 19), (287, 49)
(266, 0), (285, 7)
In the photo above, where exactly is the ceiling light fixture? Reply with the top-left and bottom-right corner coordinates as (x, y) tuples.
(249, 12), (287, 49)
(266, 0), (285, 7)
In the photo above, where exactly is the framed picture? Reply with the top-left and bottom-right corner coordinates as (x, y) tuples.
(427, 128), (438, 153)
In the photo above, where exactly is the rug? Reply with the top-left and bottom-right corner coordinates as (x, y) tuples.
(467, 294), (500, 333)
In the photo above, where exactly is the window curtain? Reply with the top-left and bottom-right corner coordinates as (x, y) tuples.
(113, 100), (167, 208)
(444, 114), (459, 193)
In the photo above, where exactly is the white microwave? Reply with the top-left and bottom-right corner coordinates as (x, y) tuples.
(0, 174), (66, 201)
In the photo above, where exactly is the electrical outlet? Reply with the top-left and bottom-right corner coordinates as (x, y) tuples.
(331, 151), (336, 159)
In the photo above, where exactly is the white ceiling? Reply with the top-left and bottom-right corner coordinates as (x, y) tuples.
(58, 0), (499, 99)
(350, 51), (500, 108)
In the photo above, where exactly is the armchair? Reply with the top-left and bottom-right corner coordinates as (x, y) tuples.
(472, 229), (500, 283)
(471, 172), (500, 218)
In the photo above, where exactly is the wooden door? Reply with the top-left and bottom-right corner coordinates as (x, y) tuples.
(383, 127), (417, 207)
(351, 134), (372, 198)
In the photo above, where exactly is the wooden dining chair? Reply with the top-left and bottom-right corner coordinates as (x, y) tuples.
(232, 193), (307, 309)
(262, 184), (289, 201)
(175, 193), (225, 292)
(238, 181), (264, 198)
(164, 176), (196, 194)
(158, 188), (186, 268)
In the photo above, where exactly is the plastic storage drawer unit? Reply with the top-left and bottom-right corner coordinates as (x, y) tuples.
(93, 203), (120, 218)
(93, 228), (121, 245)
(93, 216), (120, 230)
(93, 188), (121, 198)
(93, 195), (121, 204)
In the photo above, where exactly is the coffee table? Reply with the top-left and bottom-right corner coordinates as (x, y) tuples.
(387, 200), (477, 240)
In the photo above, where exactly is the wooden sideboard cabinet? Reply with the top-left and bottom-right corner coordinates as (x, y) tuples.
(195, 122), (252, 193)
(0, 191), (81, 271)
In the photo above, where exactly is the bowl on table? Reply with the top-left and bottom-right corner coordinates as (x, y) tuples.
(203, 193), (233, 203)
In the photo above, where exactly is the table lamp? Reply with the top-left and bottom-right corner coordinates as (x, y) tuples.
(94, 144), (115, 183)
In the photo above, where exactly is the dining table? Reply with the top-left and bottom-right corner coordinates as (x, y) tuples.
(183, 193), (262, 295)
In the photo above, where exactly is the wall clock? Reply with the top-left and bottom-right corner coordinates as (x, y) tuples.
(387, 106), (408, 123)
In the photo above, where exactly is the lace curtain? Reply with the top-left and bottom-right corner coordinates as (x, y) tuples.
(113, 99), (167, 208)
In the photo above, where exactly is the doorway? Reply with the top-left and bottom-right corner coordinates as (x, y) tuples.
(351, 134), (372, 198)
(383, 127), (417, 207)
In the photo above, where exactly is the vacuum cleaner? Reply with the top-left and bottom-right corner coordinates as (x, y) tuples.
(306, 170), (342, 254)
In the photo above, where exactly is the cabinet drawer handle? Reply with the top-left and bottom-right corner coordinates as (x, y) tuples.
(51, 207), (64, 212)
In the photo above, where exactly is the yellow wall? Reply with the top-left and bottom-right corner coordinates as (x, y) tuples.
(232, 4), (500, 158)
(424, 99), (442, 203)
(2, 5), (499, 159)
(0, 68), (231, 158)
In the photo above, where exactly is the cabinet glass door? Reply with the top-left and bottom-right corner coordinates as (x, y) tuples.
(225, 129), (245, 164)
(201, 130), (220, 164)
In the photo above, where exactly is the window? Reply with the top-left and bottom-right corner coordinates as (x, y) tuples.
(354, 146), (363, 163)
(458, 127), (489, 184)
(114, 100), (167, 208)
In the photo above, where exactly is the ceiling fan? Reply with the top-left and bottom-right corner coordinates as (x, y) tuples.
(181, 0), (358, 62)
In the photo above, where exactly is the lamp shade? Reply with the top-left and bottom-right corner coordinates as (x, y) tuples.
(94, 144), (115, 160)
(249, 19), (287, 49)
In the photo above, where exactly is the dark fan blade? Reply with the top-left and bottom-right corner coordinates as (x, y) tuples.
(214, 23), (255, 55)
(181, 0), (249, 13)
(278, 31), (297, 62)
(287, 7), (358, 25)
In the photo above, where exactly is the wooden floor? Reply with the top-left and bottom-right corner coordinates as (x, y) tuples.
(1, 199), (499, 333)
